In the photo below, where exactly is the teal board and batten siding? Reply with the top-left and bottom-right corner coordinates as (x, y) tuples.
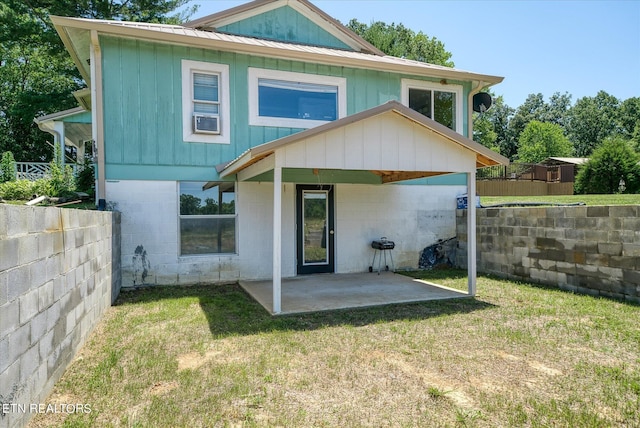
(61, 110), (92, 124)
(217, 6), (352, 50)
(100, 35), (469, 185)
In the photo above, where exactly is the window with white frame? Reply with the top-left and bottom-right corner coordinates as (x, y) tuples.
(401, 79), (463, 133)
(181, 60), (230, 144)
(179, 181), (236, 255)
(248, 68), (346, 128)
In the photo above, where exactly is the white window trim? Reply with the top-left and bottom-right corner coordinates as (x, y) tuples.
(401, 79), (463, 134)
(181, 60), (230, 144)
(248, 67), (347, 128)
(177, 181), (238, 257)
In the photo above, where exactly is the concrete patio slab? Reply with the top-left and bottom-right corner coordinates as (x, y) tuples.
(240, 272), (469, 315)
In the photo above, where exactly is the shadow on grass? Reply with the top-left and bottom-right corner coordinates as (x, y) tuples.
(115, 269), (495, 338)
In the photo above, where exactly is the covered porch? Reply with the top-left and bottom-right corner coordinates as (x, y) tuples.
(33, 103), (93, 165)
(218, 101), (509, 314)
(241, 272), (468, 315)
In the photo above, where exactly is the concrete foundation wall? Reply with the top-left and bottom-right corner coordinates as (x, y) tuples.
(107, 180), (464, 286)
(456, 205), (640, 303)
(0, 205), (121, 428)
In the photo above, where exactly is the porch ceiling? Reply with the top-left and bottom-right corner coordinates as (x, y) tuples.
(217, 101), (509, 183)
(34, 107), (93, 149)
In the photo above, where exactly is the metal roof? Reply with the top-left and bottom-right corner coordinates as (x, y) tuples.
(50, 15), (504, 86)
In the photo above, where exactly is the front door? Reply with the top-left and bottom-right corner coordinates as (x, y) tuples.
(296, 185), (335, 274)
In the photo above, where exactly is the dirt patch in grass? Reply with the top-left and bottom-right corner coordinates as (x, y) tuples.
(28, 272), (640, 427)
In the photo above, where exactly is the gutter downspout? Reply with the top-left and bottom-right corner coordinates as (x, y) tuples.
(34, 120), (62, 157)
(90, 30), (106, 210)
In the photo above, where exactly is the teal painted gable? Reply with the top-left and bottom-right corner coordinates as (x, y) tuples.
(99, 36), (471, 183)
(217, 5), (352, 50)
(62, 110), (92, 124)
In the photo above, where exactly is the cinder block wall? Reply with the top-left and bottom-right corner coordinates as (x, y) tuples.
(457, 205), (640, 303)
(0, 205), (121, 428)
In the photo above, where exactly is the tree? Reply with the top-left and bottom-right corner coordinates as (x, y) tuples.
(0, 151), (16, 182)
(541, 92), (572, 129)
(346, 19), (454, 67)
(617, 97), (640, 150)
(516, 121), (572, 164)
(474, 94), (515, 159)
(575, 137), (640, 194)
(566, 91), (619, 157)
(508, 93), (546, 146)
(473, 112), (498, 152)
(506, 92), (573, 158)
(0, 0), (196, 161)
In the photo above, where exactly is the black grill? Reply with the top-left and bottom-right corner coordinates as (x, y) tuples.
(369, 237), (395, 274)
(371, 239), (395, 250)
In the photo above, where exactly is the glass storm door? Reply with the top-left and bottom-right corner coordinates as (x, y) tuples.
(296, 185), (334, 274)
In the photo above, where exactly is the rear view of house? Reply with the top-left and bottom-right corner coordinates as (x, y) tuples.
(46, 0), (508, 312)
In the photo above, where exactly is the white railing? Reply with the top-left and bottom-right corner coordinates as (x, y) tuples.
(15, 162), (78, 181)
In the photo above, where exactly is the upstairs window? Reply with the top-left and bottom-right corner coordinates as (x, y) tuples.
(402, 79), (462, 133)
(181, 60), (230, 144)
(192, 72), (220, 132)
(249, 68), (346, 128)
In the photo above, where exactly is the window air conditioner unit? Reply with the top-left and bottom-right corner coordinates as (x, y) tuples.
(193, 114), (220, 134)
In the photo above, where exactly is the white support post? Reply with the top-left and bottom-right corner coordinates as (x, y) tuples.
(54, 121), (66, 167)
(467, 171), (477, 296)
(272, 164), (283, 314)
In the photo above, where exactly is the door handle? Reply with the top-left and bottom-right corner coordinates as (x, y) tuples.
(329, 230), (334, 235)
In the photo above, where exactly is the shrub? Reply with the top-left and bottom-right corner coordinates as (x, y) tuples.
(575, 137), (640, 194)
(0, 179), (49, 200)
(47, 146), (76, 197)
(75, 162), (95, 196)
(0, 151), (16, 183)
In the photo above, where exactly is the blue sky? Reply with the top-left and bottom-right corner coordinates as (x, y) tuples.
(185, 0), (640, 109)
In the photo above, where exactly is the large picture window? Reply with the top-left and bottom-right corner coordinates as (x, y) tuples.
(249, 68), (346, 128)
(401, 79), (462, 133)
(179, 182), (236, 255)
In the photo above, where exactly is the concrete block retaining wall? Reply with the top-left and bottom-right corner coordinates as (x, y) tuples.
(0, 205), (121, 428)
(457, 205), (640, 303)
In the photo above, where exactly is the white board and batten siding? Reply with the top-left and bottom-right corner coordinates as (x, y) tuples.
(278, 111), (477, 173)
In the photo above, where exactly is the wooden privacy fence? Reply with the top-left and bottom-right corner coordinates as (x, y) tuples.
(477, 163), (576, 196)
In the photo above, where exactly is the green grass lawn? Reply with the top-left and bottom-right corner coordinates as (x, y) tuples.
(481, 193), (640, 206)
(29, 270), (640, 427)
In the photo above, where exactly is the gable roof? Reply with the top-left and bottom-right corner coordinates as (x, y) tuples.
(218, 101), (509, 183)
(51, 15), (503, 88)
(185, 0), (385, 55)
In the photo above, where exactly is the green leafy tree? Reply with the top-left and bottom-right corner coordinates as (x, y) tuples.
(516, 121), (572, 164)
(474, 94), (515, 159)
(507, 92), (573, 158)
(0, 0), (196, 161)
(617, 97), (640, 149)
(575, 137), (640, 194)
(566, 91), (619, 156)
(0, 151), (16, 182)
(508, 93), (546, 145)
(346, 19), (454, 67)
(540, 92), (572, 129)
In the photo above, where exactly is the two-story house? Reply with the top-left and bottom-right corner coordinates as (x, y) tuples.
(44, 0), (508, 312)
